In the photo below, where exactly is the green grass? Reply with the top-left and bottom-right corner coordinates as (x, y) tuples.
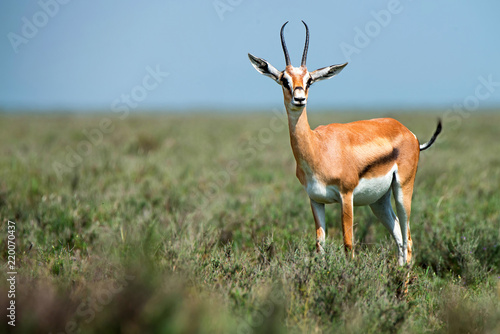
(0, 111), (499, 333)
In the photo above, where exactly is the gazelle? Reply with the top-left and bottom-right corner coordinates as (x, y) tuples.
(248, 21), (441, 265)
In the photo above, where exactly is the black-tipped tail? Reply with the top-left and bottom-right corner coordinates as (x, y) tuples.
(419, 119), (442, 151)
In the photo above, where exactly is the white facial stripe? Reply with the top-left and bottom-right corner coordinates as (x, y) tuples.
(302, 74), (309, 88)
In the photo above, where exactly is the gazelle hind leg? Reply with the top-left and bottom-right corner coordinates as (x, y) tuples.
(392, 173), (414, 264)
(369, 190), (404, 265)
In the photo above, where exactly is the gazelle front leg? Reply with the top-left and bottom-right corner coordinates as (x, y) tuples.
(340, 192), (355, 258)
(310, 199), (326, 253)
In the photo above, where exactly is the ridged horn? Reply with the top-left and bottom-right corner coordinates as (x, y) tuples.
(280, 21), (291, 66)
(301, 20), (309, 67)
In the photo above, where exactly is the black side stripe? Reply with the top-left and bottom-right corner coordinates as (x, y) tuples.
(359, 147), (399, 178)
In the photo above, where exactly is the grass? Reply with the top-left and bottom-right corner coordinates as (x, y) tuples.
(0, 111), (499, 333)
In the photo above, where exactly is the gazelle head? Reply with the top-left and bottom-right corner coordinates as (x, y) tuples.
(248, 21), (348, 111)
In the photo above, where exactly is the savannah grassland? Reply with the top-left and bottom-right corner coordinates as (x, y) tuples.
(0, 111), (499, 333)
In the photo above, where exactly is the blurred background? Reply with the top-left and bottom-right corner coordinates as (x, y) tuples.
(2, 2), (500, 333)
(1, 0), (500, 113)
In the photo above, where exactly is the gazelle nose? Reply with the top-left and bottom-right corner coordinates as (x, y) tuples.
(293, 87), (306, 103)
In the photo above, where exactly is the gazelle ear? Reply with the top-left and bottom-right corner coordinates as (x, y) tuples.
(310, 62), (348, 83)
(248, 53), (281, 83)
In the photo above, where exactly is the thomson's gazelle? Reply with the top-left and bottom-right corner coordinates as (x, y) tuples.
(248, 21), (441, 264)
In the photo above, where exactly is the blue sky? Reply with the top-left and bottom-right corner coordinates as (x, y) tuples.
(1, 1), (500, 112)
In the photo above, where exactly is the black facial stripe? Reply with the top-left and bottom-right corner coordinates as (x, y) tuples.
(306, 77), (313, 88)
(280, 75), (291, 90)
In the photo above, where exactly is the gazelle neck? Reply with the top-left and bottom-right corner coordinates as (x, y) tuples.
(286, 105), (315, 164)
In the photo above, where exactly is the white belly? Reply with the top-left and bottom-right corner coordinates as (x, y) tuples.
(305, 164), (397, 206)
(352, 165), (397, 206)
